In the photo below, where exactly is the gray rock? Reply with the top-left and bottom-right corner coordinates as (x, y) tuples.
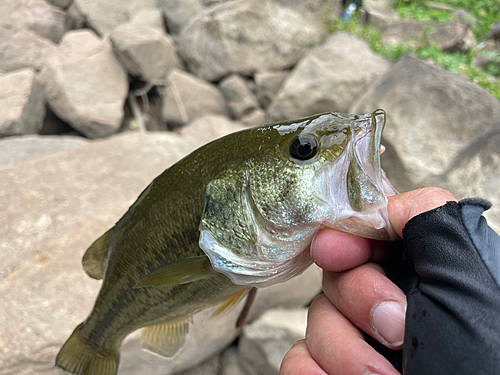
(363, 0), (395, 14)
(219, 75), (259, 119)
(241, 108), (266, 128)
(366, 10), (470, 52)
(111, 20), (182, 83)
(238, 308), (308, 375)
(0, 26), (56, 73)
(268, 32), (390, 121)
(451, 8), (477, 28)
(254, 71), (289, 109)
(176, 354), (221, 375)
(221, 347), (246, 375)
(0, 135), (86, 168)
(66, 2), (86, 29)
(0, 115), (321, 374)
(0, 0), (68, 43)
(351, 55), (500, 230)
(177, 0), (327, 81)
(0, 69), (45, 136)
(72, 0), (156, 36)
(131, 8), (165, 30)
(177, 115), (245, 145)
(162, 69), (228, 127)
(39, 30), (128, 138)
(46, 0), (73, 9)
(157, 0), (204, 35)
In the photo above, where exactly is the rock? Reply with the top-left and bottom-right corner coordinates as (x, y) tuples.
(0, 26), (56, 73)
(351, 55), (500, 229)
(131, 8), (165, 30)
(221, 347), (246, 375)
(46, 0), (73, 9)
(219, 75), (259, 119)
(0, 115), (321, 374)
(268, 32), (390, 121)
(161, 69), (228, 127)
(366, 10), (470, 52)
(72, 0), (156, 36)
(177, 115), (245, 145)
(254, 71), (289, 109)
(0, 135), (86, 168)
(111, 17), (182, 83)
(157, 0), (204, 35)
(363, 0), (395, 14)
(177, 0), (327, 81)
(241, 108), (266, 128)
(451, 8), (477, 28)
(238, 308), (308, 375)
(0, 69), (45, 136)
(39, 30), (128, 138)
(66, 1), (85, 29)
(0, 0), (68, 43)
(176, 354), (221, 375)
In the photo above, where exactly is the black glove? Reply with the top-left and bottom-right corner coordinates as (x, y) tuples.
(367, 198), (500, 374)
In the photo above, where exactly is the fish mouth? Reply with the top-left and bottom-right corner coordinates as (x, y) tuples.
(319, 110), (398, 240)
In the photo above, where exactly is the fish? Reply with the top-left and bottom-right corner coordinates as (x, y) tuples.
(56, 110), (397, 375)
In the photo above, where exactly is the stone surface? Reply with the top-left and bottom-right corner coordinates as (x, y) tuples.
(451, 8), (477, 28)
(0, 26), (56, 73)
(0, 135), (87, 168)
(268, 32), (390, 121)
(157, 0), (204, 35)
(162, 69), (228, 127)
(363, 0), (395, 14)
(366, 10), (470, 52)
(177, 115), (245, 145)
(0, 69), (45, 136)
(177, 0), (327, 81)
(241, 108), (266, 128)
(46, 0), (73, 9)
(0, 0), (68, 43)
(111, 19), (182, 83)
(221, 347), (246, 375)
(254, 71), (289, 109)
(219, 75), (259, 119)
(39, 30), (128, 138)
(238, 308), (308, 375)
(351, 55), (500, 230)
(72, 0), (156, 36)
(131, 8), (165, 30)
(0, 117), (322, 374)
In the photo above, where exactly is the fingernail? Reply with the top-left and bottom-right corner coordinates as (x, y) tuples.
(371, 301), (406, 346)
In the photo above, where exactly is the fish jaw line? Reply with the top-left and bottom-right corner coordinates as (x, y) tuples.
(315, 110), (398, 241)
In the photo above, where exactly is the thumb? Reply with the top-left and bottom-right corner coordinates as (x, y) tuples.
(388, 187), (458, 238)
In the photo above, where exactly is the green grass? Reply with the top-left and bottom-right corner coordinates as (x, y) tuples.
(327, 17), (500, 100)
(394, 0), (500, 39)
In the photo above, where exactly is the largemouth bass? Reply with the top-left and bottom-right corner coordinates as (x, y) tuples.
(56, 110), (397, 375)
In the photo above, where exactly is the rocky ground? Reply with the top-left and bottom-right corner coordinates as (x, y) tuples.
(1, 0), (499, 374)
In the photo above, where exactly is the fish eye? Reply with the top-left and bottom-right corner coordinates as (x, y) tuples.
(289, 135), (318, 161)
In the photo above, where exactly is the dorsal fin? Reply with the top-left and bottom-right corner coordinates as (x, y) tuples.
(141, 317), (191, 357)
(82, 229), (112, 280)
(134, 255), (215, 288)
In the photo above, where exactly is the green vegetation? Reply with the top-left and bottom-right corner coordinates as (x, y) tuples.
(327, 1), (500, 99)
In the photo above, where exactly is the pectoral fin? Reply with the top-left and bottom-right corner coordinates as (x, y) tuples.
(141, 317), (190, 357)
(82, 229), (112, 280)
(135, 255), (215, 288)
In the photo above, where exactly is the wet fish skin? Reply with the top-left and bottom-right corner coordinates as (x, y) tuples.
(56, 110), (394, 375)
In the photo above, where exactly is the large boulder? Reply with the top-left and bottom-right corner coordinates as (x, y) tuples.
(39, 30), (129, 138)
(110, 10), (182, 83)
(0, 117), (322, 374)
(156, 0), (204, 35)
(0, 135), (87, 168)
(0, 0), (68, 43)
(72, 0), (156, 36)
(238, 308), (308, 375)
(351, 55), (500, 231)
(0, 26), (56, 73)
(0, 69), (45, 137)
(268, 32), (390, 121)
(177, 0), (327, 81)
(162, 69), (228, 127)
(254, 70), (289, 109)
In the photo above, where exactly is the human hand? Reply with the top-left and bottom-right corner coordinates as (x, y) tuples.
(280, 187), (459, 375)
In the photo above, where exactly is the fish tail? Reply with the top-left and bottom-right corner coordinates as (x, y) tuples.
(56, 323), (119, 375)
